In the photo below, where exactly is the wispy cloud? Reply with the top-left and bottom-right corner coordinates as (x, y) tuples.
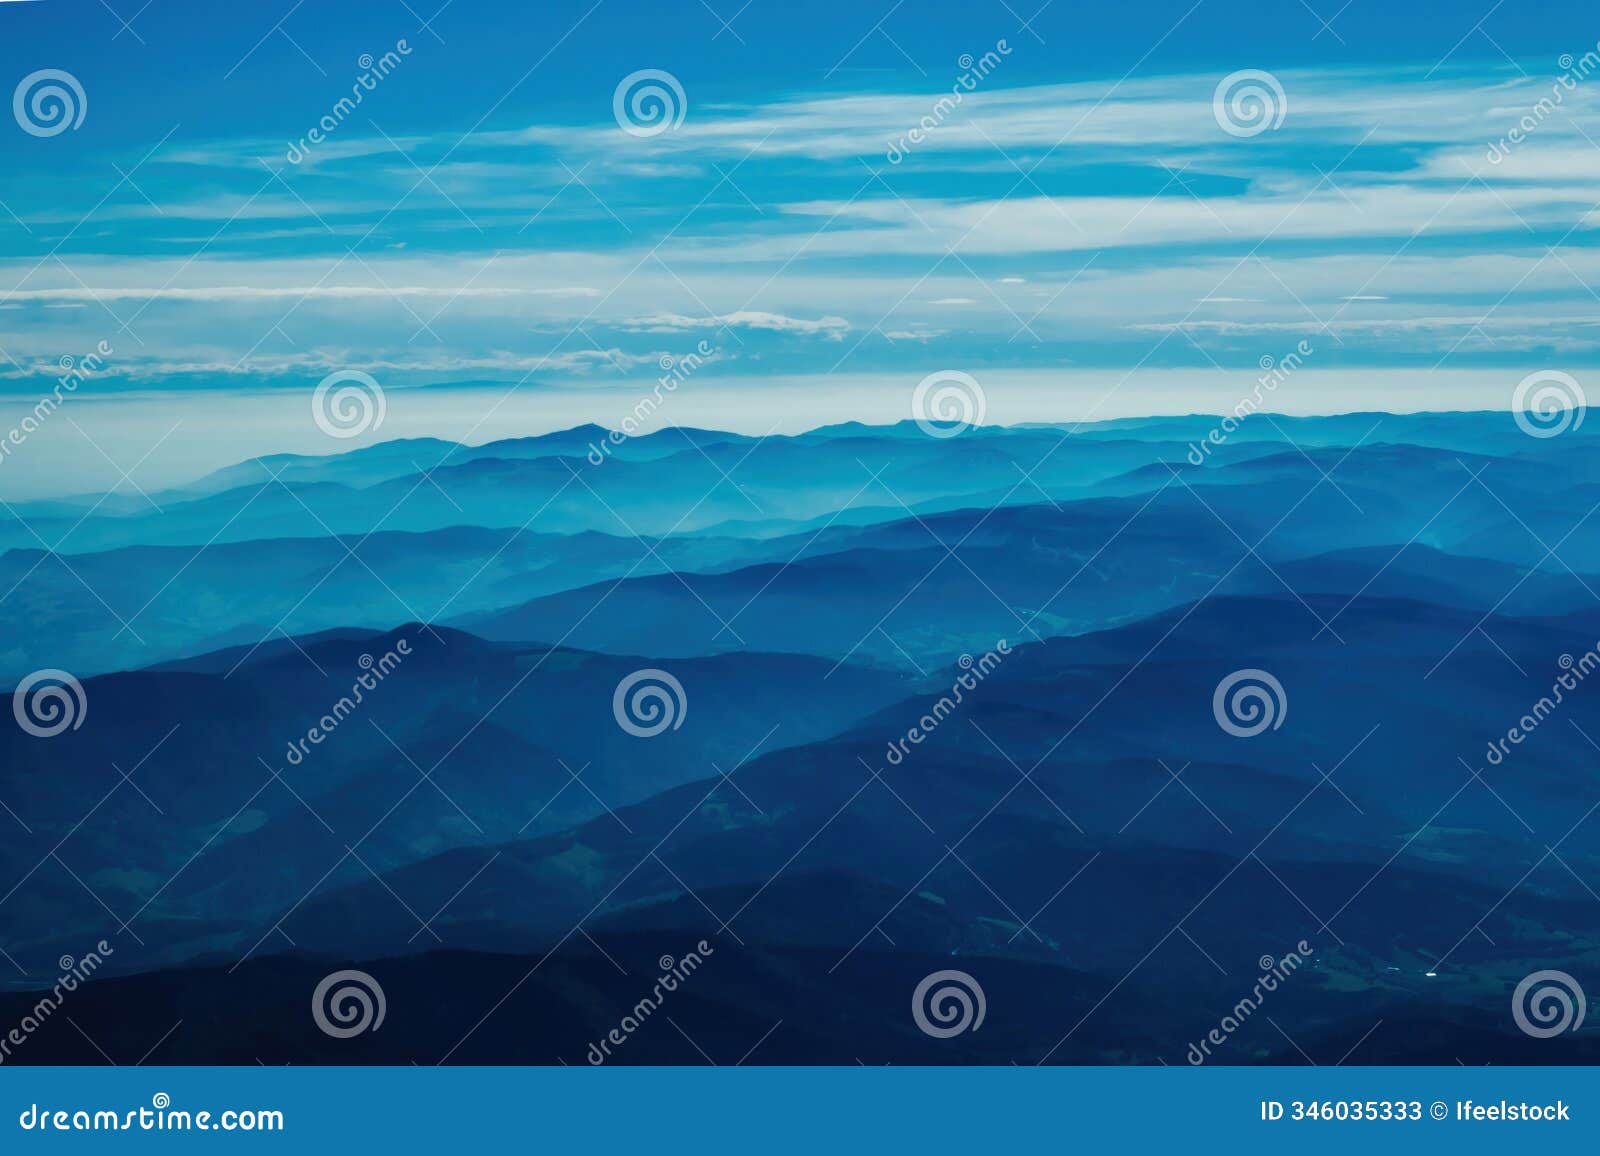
(622, 310), (850, 337)
(8, 62), (1600, 384)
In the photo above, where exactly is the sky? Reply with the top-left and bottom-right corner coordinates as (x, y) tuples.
(2, 0), (1600, 494)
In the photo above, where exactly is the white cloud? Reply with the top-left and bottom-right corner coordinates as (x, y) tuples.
(13, 63), (1600, 384)
(0, 285), (602, 302)
(622, 310), (850, 337)
(0, 347), (671, 381)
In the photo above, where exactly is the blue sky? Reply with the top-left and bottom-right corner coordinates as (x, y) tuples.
(2, 0), (1600, 491)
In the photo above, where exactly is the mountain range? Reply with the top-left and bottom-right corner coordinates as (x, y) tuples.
(2, 410), (1597, 1065)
